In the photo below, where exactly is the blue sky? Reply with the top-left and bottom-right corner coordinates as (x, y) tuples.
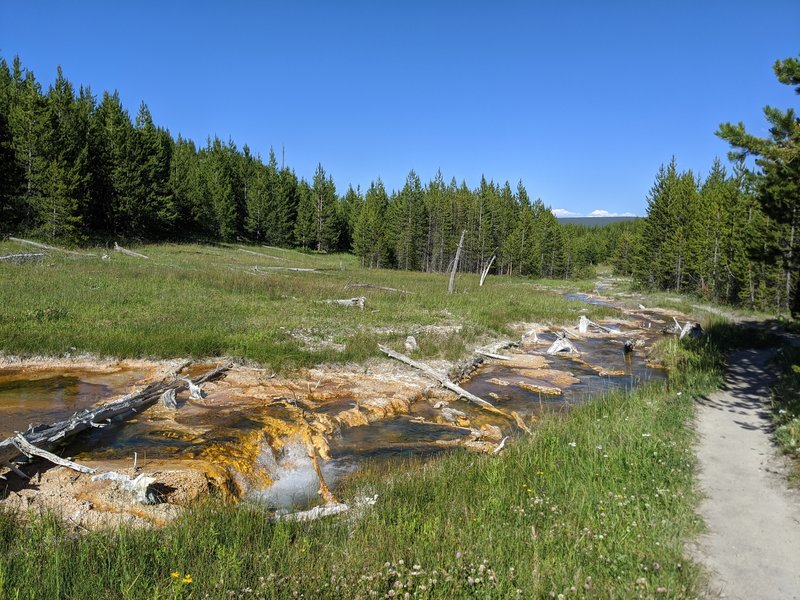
(1, 1), (797, 216)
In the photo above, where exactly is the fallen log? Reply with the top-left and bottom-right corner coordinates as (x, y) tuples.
(324, 297), (366, 309)
(11, 435), (96, 474)
(378, 344), (530, 432)
(0, 364), (230, 471)
(477, 350), (512, 361)
(254, 266), (319, 273)
(239, 248), (288, 261)
(113, 242), (149, 259)
(344, 283), (411, 294)
(0, 252), (46, 263)
(9, 237), (96, 257)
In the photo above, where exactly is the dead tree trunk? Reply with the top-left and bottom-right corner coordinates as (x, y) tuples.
(448, 230), (466, 294)
(0, 364), (230, 471)
(113, 242), (149, 259)
(479, 252), (496, 287)
(378, 344), (530, 432)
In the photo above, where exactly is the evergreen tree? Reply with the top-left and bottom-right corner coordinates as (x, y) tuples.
(310, 163), (339, 251)
(352, 179), (389, 267)
(718, 53), (800, 316)
(34, 67), (91, 242)
(294, 179), (315, 249)
(0, 58), (24, 233)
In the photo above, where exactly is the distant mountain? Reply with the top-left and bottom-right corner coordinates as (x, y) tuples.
(557, 216), (640, 227)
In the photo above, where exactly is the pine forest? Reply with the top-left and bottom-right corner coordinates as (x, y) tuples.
(1, 53), (797, 315)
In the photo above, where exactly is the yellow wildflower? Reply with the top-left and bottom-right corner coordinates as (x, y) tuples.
(182, 574), (193, 584)
(171, 571), (180, 579)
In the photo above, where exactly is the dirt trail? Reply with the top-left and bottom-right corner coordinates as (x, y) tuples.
(691, 348), (800, 599)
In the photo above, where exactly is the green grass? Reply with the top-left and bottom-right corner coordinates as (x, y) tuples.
(771, 346), (800, 459)
(0, 333), (730, 599)
(0, 240), (616, 371)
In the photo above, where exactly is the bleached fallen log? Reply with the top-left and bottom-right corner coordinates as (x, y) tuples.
(477, 350), (512, 361)
(0, 252), (46, 263)
(0, 364), (230, 471)
(255, 266), (319, 273)
(479, 253), (497, 287)
(324, 297), (366, 309)
(113, 242), (149, 259)
(274, 494), (379, 523)
(378, 344), (530, 432)
(238, 248), (289, 262)
(344, 283), (411, 294)
(11, 435), (96, 474)
(448, 230), (466, 294)
(546, 334), (579, 355)
(9, 237), (96, 257)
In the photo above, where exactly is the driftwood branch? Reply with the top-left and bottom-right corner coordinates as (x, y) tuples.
(113, 242), (149, 259)
(12, 435), (96, 474)
(9, 237), (96, 257)
(448, 230), (466, 294)
(0, 364), (230, 471)
(378, 344), (530, 432)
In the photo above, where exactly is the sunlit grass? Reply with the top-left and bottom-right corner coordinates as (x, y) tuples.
(0, 240), (616, 370)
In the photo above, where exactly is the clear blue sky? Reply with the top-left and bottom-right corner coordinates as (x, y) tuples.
(1, 1), (797, 216)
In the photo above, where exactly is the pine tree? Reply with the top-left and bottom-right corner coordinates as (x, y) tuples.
(718, 53), (800, 316)
(310, 163), (339, 252)
(352, 179), (389, 267)
(388, 170), (427, 270)
(34, 67), (91, 242)
(294, 179), (315, 249)
(0, 57), (24, 233)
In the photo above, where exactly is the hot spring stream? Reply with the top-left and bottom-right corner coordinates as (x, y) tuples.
(1, 298), (680, 519)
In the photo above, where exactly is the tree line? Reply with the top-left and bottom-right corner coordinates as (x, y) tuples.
(621, 53), (799, 316)
(0, 54), (616, 279)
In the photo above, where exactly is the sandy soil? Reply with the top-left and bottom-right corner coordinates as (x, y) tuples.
(690, 348), (800, 599)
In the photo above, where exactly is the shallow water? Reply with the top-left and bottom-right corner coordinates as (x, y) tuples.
(0, 369), (147, 437)
(564, 292), (611, 306)
(463, 334), (666, 417)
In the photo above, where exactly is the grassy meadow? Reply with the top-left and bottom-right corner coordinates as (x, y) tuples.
(0, 239), (770, 598)
(0, 239), (610, 370)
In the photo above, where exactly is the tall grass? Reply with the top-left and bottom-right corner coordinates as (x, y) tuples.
(0, 241), (615, 370)
(0, 334), (728, 599)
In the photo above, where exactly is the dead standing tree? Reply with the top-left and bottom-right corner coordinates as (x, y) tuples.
(448, 230), (466, 294)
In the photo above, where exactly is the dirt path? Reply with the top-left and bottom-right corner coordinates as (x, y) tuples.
(691, 348), (800, 599)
